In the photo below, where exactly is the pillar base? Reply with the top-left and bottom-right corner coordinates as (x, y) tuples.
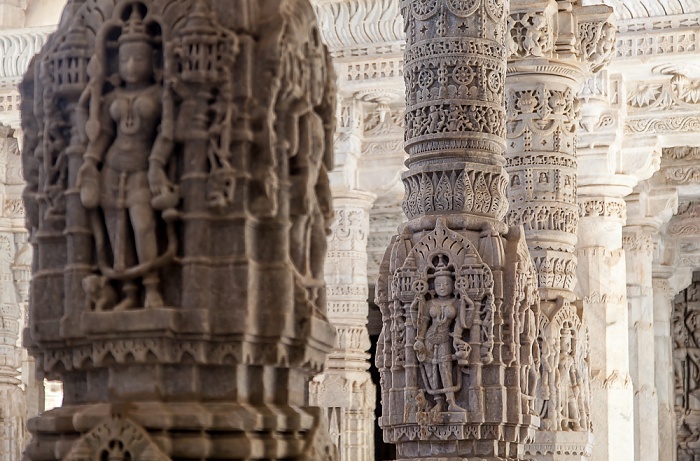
(525, 430), (594, 461)
(24, 402), (336, 461)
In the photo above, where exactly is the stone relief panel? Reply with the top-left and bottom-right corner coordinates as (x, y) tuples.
(537, 300), (591, 433)
(376, 219), (540, 454)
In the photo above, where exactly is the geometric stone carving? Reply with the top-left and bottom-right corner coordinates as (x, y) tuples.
(674, 276), (700, 461)
(64, 416), (169, 461)
(21, 0), (338, 459)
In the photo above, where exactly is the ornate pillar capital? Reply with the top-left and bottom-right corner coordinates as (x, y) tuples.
(508, 0), (615, 81)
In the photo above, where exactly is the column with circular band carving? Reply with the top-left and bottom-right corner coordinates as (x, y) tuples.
(504, 2), (614, 460)
(376, 1), (541, 459)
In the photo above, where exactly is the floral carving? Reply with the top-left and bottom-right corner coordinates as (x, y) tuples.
(507, 12), (552, 58)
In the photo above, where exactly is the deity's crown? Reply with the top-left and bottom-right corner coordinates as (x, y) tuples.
(433, 256), (452, 278)
(561, 326), (573, 339)
(118, 6), (151, 45)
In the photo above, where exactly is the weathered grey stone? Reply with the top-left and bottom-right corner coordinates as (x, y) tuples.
(20, 0), (339, 459)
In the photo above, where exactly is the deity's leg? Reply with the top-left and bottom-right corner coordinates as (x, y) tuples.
(128, 199), (163, 308)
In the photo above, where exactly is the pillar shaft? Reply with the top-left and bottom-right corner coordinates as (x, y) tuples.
(653, 275), (677, 461)
(376, 1), (541, 460)
(310, 191), (376, 461)
(505, 2), (613, 459)
(0, 125), (27, 461)
(623, 231), (658, 461)
(576, 196), (634, 461)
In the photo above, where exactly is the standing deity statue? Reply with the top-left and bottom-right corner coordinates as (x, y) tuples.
(557, 326), (583, 431)
(413, 257), (472, 413)
(77, 5), (175, 310)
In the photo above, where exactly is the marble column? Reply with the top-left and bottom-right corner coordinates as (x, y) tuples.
(623, 188), (677, 461)
(576, 190), (636, 461)
(652, 270), (682, 461)
(505, 2), (613, 459)
(310, 190), (376, 461)
(0, 124), (26, 461)
(21, 1), (338, 460)
(376, 0), (540, 459)
(576, 65), (662, 460)
(623, 231), (657, 461)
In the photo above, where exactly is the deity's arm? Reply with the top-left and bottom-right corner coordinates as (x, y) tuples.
(461, 295), (475, 329)
(414, 296), (428, 341)
(84, 92), (116, 164)
(150, 129), (174, 168)
(315, 163), (333, 232)
(148, 86), (174, 166)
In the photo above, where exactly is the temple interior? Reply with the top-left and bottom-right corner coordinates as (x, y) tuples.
(2, 0), (700, 460)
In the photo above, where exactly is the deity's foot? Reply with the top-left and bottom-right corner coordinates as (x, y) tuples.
(431, 400), (445, 413)
(447, 401), (466, 412)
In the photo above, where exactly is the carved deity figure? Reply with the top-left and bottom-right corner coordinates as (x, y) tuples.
(78, 5), (175, 310)
(557, 326), (583, 431)
(675, 305), (691, 399)
(413, 258), (472, 412)
(539, 334), (555, 430)
(520, 306), (540, 416)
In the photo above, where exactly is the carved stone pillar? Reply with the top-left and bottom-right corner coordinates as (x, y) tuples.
(623, 231), (657, 460)
(674, 274), (700, 461)
(0, 124), (26, 461)
(623, 188), (677, 461)
(310, 191), (376, 461)
(576, 63), (662, 460)
(652, 272), (680, 461)
(576, 193), (633, 461)
(505, 2), (613, 459)
(21, 1), (338, 460)
(376, 1), (541, 459)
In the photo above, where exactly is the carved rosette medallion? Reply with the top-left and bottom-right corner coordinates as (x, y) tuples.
(401, 0), (509, 223)
(21, 0), (338, 459)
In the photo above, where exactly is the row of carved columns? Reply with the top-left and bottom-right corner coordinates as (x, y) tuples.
(0, 125), (36, 461)
(4, 0), (700, 459)
(0, 3), (33, 461)
(309, 1), (700, 461)
(310, 97), (376, 461)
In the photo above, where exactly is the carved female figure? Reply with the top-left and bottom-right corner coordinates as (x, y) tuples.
(413, 258), (473, 412)
(78, 5), (174, 310)
(557, 326), (583, 430)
